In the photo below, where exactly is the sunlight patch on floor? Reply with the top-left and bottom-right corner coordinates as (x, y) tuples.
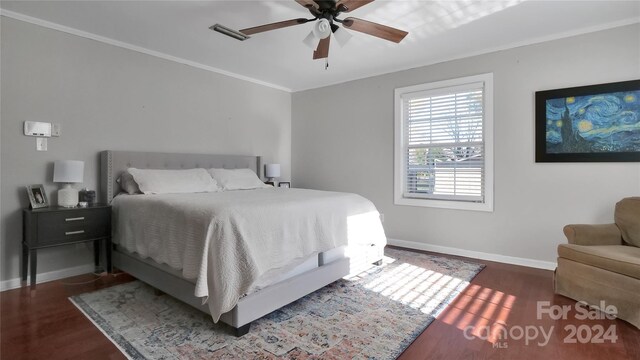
(346, 256), (468, 317)
(343, 254), (512, 344)
(439, 283), (516, 344)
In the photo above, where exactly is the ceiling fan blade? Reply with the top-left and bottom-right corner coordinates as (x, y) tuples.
(313, 36), (330, 59)
(342, 17), (408, 43)
(295, 0), (319, 10)
(336, 0), (374, 12)
(240, 18), (309, 36)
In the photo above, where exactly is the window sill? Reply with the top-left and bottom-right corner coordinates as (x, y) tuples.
(394, 197), (494, 212)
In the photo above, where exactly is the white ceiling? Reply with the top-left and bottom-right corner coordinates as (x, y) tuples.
(1, 1), (639, 92)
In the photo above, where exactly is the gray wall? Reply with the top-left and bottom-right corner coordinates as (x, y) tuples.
(1, 17), (291, 282)
(292, 24), (640, 264)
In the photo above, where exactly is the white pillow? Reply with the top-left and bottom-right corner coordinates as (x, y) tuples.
(128, 168), (219, 194)
(207, 168), (269, 191)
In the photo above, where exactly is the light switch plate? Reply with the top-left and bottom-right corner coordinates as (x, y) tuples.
(52, 123), (61, 137)
(36, 137), (47, 151)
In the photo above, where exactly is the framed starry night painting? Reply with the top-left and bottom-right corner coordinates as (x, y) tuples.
(535, 79), (640, 162)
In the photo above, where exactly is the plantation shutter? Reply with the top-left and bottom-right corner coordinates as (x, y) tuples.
(401, 81), (485, 203)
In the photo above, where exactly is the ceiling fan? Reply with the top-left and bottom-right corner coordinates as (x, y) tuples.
(210, 0), (408, 61)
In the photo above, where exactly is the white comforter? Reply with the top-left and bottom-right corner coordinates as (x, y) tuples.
(111, 188), (386, 321)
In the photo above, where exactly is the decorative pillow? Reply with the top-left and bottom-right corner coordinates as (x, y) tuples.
(116, 171), (141, 195)
(207, 168), (269, 191)
(128, 168), (219, 194)
(615, 197), (640, 247)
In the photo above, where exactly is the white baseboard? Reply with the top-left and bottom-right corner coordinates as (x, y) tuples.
(0, 264), (96, 292)
(1, 241), (555, 291)
(387, 238), (557, 270)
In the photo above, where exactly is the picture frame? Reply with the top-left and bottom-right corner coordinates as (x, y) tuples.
(278, 182), (291, 188)
(26, 184), (48, 209)
(535, 79), (640, 162)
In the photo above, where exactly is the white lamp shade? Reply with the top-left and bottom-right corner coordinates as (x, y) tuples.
(333, 27), (352, 47)
(53, 160), (84, 183)
(265, 164), (281, 178)
(303, 30), (318, 50)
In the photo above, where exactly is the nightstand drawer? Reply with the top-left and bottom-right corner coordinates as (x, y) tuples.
(35, 208), (110, 246)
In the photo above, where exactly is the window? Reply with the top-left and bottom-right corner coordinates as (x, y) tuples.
(394, 73), (493, 211)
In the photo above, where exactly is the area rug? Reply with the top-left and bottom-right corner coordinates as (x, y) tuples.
(70, 248), (484, 359)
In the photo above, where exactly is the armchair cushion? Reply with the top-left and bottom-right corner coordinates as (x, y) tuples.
(558, 244), (640, 279)
(563, 223), (622, 246)
(615, 197), (640, 248)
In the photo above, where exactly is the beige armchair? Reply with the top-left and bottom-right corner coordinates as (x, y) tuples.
(555, 197), (640, 329)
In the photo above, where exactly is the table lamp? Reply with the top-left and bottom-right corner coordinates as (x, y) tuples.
(265, 164), (281, 182)
(53, 160), (84, 207)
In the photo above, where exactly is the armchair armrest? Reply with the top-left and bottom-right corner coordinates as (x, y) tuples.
(563, 223), (622, 246)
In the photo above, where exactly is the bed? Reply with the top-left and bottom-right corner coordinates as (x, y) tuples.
(99, 150), (386, 336)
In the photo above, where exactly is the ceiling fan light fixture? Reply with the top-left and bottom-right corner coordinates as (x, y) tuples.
(210, 24), (250, 41)
(213, 0), (407, 62)
(313, 19), (332, 39)
(333, 26), (352, 47)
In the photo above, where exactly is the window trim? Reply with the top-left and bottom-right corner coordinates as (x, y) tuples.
(394, 73), (494, 212)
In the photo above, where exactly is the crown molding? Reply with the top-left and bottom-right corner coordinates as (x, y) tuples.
(0, 9), (292, 93)
(292, 16), (640, 92)
(2, 8), (638, 93)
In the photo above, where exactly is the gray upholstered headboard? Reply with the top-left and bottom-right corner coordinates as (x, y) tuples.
(100, 150), (262, 203)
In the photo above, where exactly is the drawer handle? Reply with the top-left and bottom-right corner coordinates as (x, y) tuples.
(65, 217), (85, 222)
(65, 230), (85, 236)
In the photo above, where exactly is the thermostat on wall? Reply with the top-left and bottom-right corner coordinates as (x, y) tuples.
(24, 121), (52, 137)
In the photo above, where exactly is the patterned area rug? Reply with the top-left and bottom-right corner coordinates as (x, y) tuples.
(70, 248), (484, 359)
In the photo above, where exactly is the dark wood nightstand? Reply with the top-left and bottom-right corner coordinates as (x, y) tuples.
(22, 204), (111, 287)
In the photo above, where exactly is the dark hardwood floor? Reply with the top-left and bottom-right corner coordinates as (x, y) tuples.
(1, 272), (136, 360)
(397, 248), (640, 360)
(1, 248), (638, 360)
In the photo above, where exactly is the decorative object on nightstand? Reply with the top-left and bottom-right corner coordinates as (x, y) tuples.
(26, 184), (48, 209)
(278, 182), (291, 188)
(53, 160), (84, 208)
(265, 163), (281, 183)
(79, 188), (97, 205)
(22, 204), (112, 288)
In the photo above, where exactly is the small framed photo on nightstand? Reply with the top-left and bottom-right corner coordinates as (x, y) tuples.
(26, 184), (48, 209)
(278, 182), (291, 188)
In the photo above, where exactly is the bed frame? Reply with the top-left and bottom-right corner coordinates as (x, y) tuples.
(99, 150), (356, 336)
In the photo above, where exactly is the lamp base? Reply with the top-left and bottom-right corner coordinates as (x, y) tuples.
(58, 184), (79, 208)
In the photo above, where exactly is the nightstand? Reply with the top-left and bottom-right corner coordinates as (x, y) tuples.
(22, 204), (111, 287)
